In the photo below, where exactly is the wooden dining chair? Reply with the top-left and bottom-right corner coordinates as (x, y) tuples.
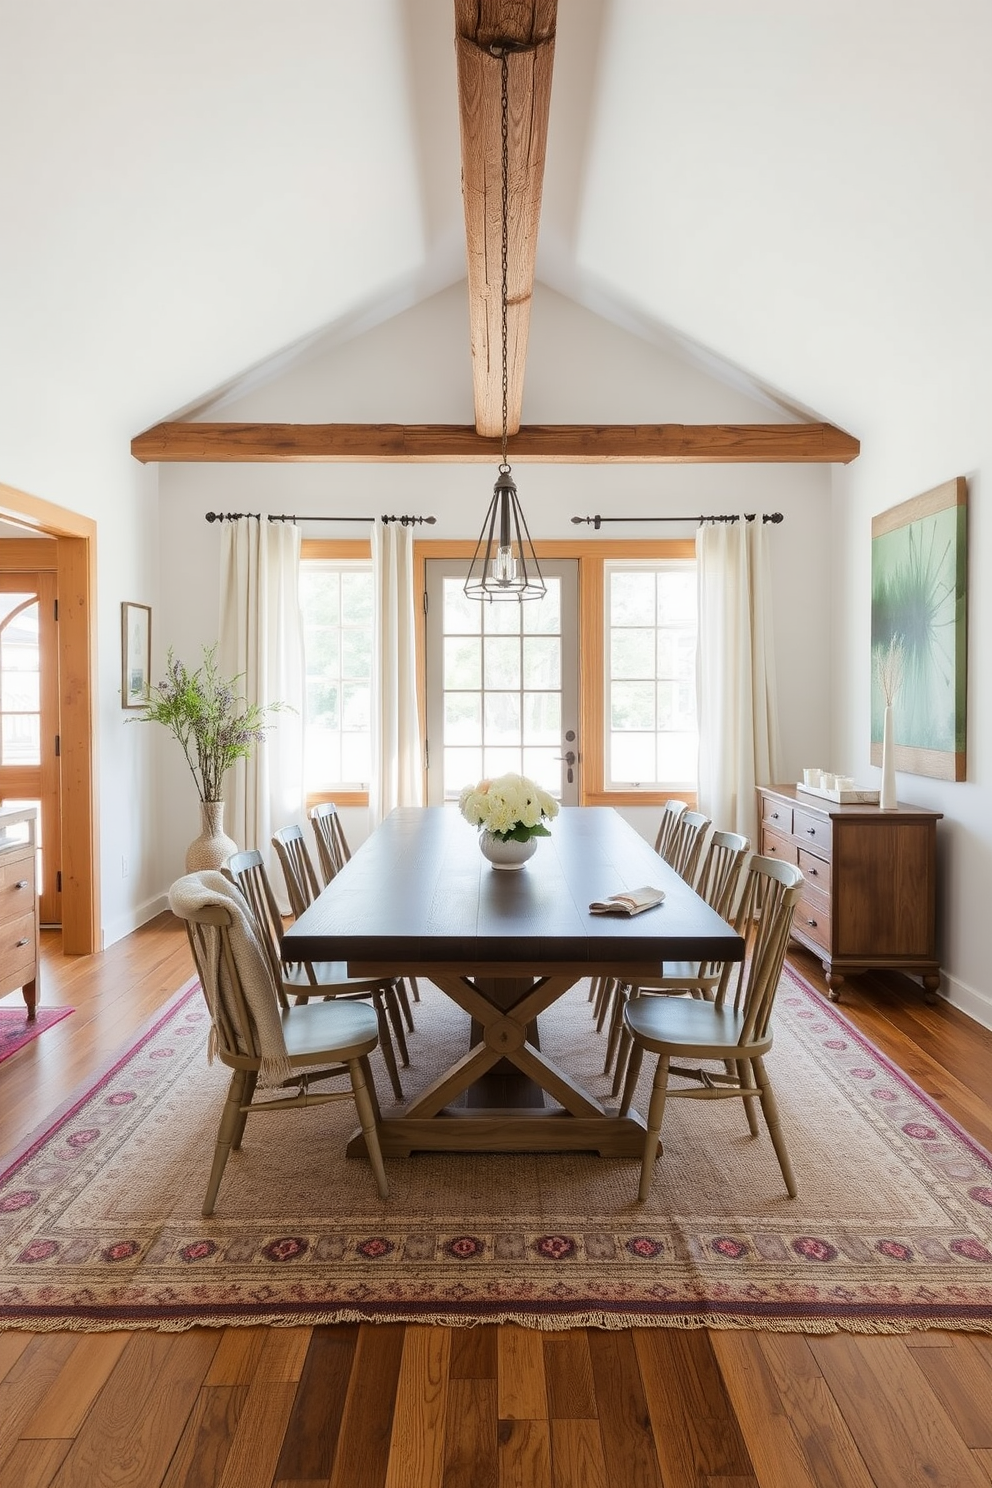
(586, 793), (686, 1016)
(665, 810), (712, 883)
(271, 824), (323, 919)
(308, 804), (422, 1008)
(272, 825), (417, 1031)
(308, 801), (351, 885)
(224, 848), (409, 1100)
(619, 853), (804, 1202)
(601, 830), (751, 1091)
(173, 888), (389, 1214)
(654, 799), (688, 861)
(598, 830), (747, 1069)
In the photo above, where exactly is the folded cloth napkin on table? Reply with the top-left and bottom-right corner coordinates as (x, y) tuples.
(589, 886), (665, 916)
(168, 870), (292, 1087)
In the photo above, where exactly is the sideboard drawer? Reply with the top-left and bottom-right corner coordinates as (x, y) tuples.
(1, 911), (36, 981)
(761, 828), (799, 866)
(798, 848), (831, 894)
(793, 810), (832, 858)
(796, 885), (831, 953)
(761, 798), (793, 835)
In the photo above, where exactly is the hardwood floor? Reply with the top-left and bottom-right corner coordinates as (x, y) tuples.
(2, 918), (992, 1487)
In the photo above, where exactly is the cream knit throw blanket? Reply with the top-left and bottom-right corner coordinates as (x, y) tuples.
(169, 871), (293, 1087)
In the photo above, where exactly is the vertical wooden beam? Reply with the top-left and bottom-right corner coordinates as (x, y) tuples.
(455, 2), (557, 437)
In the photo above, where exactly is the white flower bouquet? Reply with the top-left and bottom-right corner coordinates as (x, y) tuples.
(458, 773), (560, 843)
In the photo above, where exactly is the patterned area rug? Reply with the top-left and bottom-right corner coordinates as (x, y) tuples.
(1, 967), (991, 1333)
(0, 1006), (73, 1065)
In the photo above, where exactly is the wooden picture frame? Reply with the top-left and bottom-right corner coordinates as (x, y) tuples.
(870, 477), (967, 781)
(121, 602), (151, 709)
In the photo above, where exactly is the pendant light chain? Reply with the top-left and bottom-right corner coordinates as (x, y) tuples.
(463, 40), (545, 602)
(500, 45), (510, 472)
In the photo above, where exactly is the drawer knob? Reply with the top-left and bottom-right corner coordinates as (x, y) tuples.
(771, 811), (779, 819)
(15, 937), (29, 947)
(805, 918), (817, 928)
(14, 880), (29, 890)
(806, 827), (816, 835)
(809, 866), (819, 876)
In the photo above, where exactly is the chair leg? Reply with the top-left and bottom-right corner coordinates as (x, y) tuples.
(384, 986), (410, 1066)
(349, 1057), (389, 1200)
(203, 1069), (249, 1217)
(618, 1040), (644, 1118)
(372, 993), (404, 1100)
(231, 1070), (257, 1150)
(611, 1024), (633, 1098)
(408, 976), (421, 1004)
(639, 1054), (670, 1202)
(602, 981), (627, 1075)
(753, 1055), (798, 1198)
(358, 1053), (383, 1124)
(396, 979), (415, 1033)
(587, 975), (601, 1005)
(595, 977), (617, 1033)
(736, 1059), (760, 1136)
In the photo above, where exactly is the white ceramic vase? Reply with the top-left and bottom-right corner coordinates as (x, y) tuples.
(479, 830), (538, 870)
(880, 704), (898, 810)
(185, 799), (239, 871)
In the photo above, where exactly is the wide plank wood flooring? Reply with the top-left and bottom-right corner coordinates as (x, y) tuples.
(1, 917), (991, 1488)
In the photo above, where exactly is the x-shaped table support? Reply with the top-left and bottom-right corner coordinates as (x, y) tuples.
(346, 969), (649, 1159)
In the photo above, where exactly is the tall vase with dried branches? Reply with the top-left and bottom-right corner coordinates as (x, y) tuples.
(876, 637), (904, 810)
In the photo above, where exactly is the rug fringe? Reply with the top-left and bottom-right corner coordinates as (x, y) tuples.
(3, 1309), (992, 1336)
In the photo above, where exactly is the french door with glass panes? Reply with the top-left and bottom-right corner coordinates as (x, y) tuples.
(425, 560), (579, 806)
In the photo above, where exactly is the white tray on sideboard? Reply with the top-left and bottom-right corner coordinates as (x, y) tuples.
(796, 783), (881, 805)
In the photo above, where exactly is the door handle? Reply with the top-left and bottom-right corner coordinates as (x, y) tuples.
(555, 750), (576, 783)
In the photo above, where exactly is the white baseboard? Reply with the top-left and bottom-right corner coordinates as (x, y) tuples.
(937, 970), (992, 1033)
(102, 893), (171, 950)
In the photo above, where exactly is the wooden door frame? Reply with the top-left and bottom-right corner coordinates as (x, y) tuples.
(0, 482), (98, 953)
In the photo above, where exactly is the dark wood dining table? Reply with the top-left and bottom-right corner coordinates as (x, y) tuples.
(282, 806), (745, 1160)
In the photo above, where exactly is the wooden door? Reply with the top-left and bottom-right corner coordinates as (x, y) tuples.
(0, 573), (61, 925)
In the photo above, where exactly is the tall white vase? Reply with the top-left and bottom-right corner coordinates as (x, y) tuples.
(880, 704), (898, 810)
(185, 799), (239, 871)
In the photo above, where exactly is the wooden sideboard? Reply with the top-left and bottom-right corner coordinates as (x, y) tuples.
(0, 805), (40, 1018)
(756, 784), (942, 1003)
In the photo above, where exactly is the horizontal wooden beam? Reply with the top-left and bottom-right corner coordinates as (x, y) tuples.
(456, 2), (557, 436)
(131, 421), (859, 464)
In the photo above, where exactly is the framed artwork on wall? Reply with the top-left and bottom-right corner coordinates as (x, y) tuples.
(121, 602), (152, 709)
(870, 477), (967, 781)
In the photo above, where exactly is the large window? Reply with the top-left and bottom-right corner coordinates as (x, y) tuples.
(604, 561), (697, 792)
(301, 539), (697, 810)
(299, 557), (373, 799)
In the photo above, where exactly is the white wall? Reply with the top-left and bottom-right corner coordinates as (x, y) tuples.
(155, 281), (831, 876)
(574, 1), (992, 1025)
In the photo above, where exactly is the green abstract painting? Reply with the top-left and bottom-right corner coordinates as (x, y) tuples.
(870, 477), (967, 781)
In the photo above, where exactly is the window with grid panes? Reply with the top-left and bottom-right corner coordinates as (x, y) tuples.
(604, 561), (697, 791)
(299, 560), (374, 794)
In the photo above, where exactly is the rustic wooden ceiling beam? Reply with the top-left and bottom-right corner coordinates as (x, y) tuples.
(455, 1), (557, 437)
(131, 421), (860, 464)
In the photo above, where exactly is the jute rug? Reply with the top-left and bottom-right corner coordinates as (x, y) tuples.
(1, 967), (991, 1334)
(0, 1006), (73, 1066)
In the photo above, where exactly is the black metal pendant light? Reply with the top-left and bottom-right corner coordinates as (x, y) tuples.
(464, 44), (546, 603)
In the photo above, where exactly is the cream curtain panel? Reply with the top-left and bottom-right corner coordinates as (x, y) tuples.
(696, 517), (780, 843)
(370, 520), (423, 826)
(218, 519), (305, 864)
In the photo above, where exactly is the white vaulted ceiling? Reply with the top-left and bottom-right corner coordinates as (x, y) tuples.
(2, 0), (988, 454)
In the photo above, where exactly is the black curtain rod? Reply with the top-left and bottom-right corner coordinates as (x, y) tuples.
(204, 511), (436, 526)
(571, 512), (784, 530)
